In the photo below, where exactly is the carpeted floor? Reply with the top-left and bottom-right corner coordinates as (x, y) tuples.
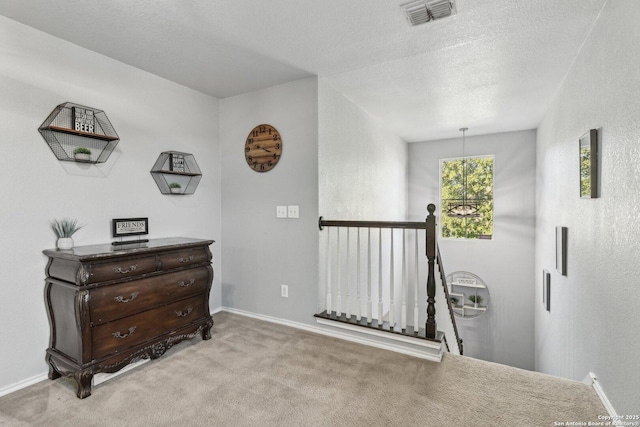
(0, 312), (606, 426)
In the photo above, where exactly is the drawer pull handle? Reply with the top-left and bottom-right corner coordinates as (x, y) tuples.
(178, 255), (194, 263)
(178, 279), (195, 287)
(114, 292), (139, 303)
(112, 326), (136, 339)
(113, 265), (138, 274)
(175, 307), (193, 317)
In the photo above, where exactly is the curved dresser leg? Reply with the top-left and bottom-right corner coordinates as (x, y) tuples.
(73, 370), (93, 399)
(202, 318), (214, 340)
(46, 356), (62, 380)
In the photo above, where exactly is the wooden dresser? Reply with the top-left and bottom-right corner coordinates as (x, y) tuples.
(43, 237), (214, 399)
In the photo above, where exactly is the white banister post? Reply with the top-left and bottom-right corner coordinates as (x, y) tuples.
(367, 227), (372, 324)
(401, 229), (407, 331)
(378, 228), (383, 325)
(356, 228), (361, 322)
(389, 228), (395, 329)
(326, 227), (332, 314)
(413, 229), (419, 333)
(336, 227), (342, 317)
(346, 228), (351, 319)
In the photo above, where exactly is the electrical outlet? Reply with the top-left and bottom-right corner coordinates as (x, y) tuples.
(281, 284), (288, 298)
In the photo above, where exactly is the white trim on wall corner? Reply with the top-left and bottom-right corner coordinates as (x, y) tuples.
(583, 372), (617, 417)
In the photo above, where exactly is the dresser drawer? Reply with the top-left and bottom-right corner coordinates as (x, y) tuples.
(92, 295), (205, 360)
(84, 255), (159, 284)
(159, 247), (210, 270)
(90, 266), (210, 325)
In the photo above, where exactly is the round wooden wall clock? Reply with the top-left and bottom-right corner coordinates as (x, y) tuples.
(244, 124), (282, 172)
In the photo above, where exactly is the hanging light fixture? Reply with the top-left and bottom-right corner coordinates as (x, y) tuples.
(446, 127), (481, 218)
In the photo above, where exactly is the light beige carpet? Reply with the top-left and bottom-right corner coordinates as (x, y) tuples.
(0, 312), (605, 426)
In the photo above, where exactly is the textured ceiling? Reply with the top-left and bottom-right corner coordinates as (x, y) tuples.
(0, 0), (607, 141)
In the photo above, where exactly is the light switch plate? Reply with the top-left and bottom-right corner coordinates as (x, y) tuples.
(287, 205), (299, 218)
(276, 206), (287, 218)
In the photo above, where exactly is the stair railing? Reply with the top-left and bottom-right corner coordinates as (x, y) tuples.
(436, 247), (463, 355)
(318, 204), (453, 341)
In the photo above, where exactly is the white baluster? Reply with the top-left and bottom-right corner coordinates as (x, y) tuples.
(346, 228), (351, 320)
(401, 229), (407, 331)
(326, 227), (332, 314)
(336, 227), (342, 317)
(414, 229), (419, 334)
(389, 228), (395, 330)
(356, 228), (361, 322)
(378, 228), (383, 326)
(367, 227), (372, 324)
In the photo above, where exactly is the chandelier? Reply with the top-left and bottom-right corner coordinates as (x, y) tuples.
(446, 127), (481, 218)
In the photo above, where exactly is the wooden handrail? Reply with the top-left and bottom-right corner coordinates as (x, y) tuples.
(437, 247), (463, 355)
(319, 218), (426, 230)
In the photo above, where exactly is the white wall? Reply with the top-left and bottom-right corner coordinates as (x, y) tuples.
(0, 16), (221, 392)
(408, 130), (536, 370)
(317, 81), (408, 320)
(220, 77), (319, 323)
(535, 0), (640, 414)
(318, 80), (407, 220)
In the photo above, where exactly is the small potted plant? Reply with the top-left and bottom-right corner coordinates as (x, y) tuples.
(50, 218), (84, 250)
(450, 297), (459, 306)
(469, 295), (483, 308)
(73, 147), (92, 161)
(169, 182), (182, 194)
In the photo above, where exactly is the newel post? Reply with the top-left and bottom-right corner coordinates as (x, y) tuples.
(425, 204), (437, 339)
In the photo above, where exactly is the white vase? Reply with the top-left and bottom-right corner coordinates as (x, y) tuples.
(74, 153), (91, 162)
(57, 237), (74, 250)
(170, 187), (182, 193)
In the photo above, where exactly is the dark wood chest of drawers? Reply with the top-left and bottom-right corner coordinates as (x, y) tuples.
(43, 238), (214, 398)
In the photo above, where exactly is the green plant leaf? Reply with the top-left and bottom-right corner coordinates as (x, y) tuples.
(50, 218), (84, 238)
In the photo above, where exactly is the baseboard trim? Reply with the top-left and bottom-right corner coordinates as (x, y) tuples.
(219, 307), (444, 362)
(0, 372), (48, 398)
(583, 372), (617, 416)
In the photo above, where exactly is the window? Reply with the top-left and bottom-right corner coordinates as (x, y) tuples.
(440, 155), (494, 240)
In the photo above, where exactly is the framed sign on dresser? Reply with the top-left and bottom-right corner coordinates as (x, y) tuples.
(43, 237), (214, 399)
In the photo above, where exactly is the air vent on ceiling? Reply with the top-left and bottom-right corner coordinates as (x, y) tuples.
(401, 0), (456, 26)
